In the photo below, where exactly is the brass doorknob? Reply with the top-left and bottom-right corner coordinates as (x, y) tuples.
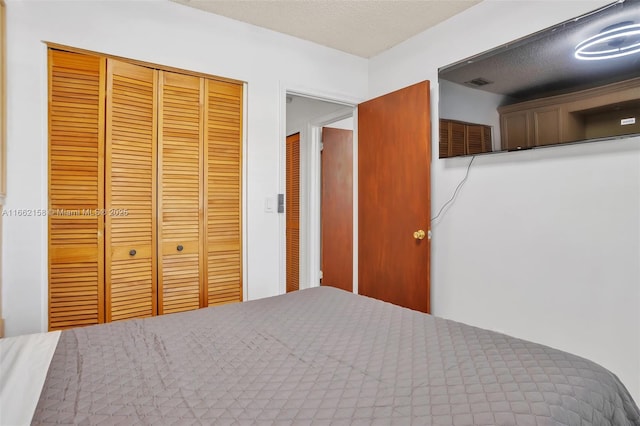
(413, 230), (426, 240)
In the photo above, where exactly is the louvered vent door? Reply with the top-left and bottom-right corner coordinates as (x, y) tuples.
(105, 59), (157, 322)
(158, 71), (204, 314)
(286, 133), (300, 293)
(439, 120), (450, 158)
(483, 126), (492, 152)
(449, 121), (466, 157)
(48, 50), (105, 330)
(204, 80), (243, 306)
(466, 125), (484, 155)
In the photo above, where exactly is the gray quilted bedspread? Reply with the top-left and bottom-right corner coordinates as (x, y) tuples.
(33, 287), (639, 425)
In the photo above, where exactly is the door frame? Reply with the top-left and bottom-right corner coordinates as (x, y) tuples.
(279, 84), (362, 295)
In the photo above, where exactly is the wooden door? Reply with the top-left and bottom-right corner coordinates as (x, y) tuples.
(286, 133), (300, 292)
(204, 80), (243, 306)
(321, 127), (352, 292)
(502, 110), (530, 150)
(157, 71), (204, 315)
(358, 81), (431, 313)
(439, 119), (465, 158)
(533, 106), (562, 146)
(105, 59), (157, 322)
(48, 50), (106, 330)
(466, 124), (492, 154)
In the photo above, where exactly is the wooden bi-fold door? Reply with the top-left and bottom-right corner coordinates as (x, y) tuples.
(204, 80), (243, 306)
(48, 48), (243, 330)
(48, 50), (106, 329)
(285, 133), (300, 293)
(157, 71), (204, 315)
(105, 59), (157, 322)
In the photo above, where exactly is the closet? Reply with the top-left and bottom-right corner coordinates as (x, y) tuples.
(48, 48), (242, 330)
(439, 118), (492, 157)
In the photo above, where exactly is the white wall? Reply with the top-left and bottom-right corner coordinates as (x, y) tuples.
(2, 0), (367, 336)
(370, 0), (640, 402)
(326, 117), (353, 130)
(439, 79), (504, 150)
(286, 95), (351, 136)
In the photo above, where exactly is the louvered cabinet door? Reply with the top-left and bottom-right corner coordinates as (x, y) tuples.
(449, 121), (466, 156)
(204, 80), (243, 305)
(466, 125), (484, 155)
(105, 60), (157, 322)
(158, 71), (204, 314)
(48, 49), (105, 330)
(439, 119), (450, 158)
(285, 133), (299, 293)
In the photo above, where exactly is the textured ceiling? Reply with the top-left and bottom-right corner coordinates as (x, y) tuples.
(170, 0), (480, 58)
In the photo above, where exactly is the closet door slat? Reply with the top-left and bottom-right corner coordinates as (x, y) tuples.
(158, 71), (204, 315)
(105, 59), (157, 322)
(204, 80), (243, 306)
(285, 133), (300, 293)
(48, 49), (105, 330)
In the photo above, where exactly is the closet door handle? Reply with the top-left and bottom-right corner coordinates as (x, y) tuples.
(177, 245), (184, 252)
(129, 249), (137, 256)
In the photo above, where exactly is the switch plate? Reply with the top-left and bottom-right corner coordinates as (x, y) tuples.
(265, 197), (274, 213)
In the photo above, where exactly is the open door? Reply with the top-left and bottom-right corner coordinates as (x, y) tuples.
(358, 81), (431, 313)
(321, 127), (353, 292)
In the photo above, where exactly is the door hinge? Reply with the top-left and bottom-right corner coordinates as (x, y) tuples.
(277, 193), (284, 213)
(320, 142), (324, 151)
(319, 270), (323, 279)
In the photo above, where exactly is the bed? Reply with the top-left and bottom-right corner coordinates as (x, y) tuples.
(2, 286), (639, 425)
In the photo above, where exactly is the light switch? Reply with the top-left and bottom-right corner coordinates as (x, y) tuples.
(265, 197), (274, 213)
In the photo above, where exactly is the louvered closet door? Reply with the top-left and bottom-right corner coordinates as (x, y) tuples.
(158, 71), (204, 314)
(204, 80), (243, 305)
(105, 59), (157, 322)
(285, 133), (300, 293)
(449, 121), (466, 157)
(48, 50), (105, 330)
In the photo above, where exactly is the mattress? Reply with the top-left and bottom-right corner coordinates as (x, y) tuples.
(27, 287), (640, 425)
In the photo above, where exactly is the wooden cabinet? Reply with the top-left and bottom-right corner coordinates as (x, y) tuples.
(532, 106), (562, 147)
(500, 106), (564, 151)
(439, 119), (492, 158)
(501, 106), (562, 150)
(499, 77), (640, 149)
(501, 110), (530, 150)
(48, 48), (243, 330)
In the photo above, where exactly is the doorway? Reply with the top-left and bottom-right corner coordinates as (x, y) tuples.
(284, 94), (356, 294)
(282, 82), (432, 313)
